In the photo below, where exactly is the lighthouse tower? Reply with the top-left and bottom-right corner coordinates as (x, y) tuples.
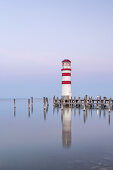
(61, 59), (72, 101)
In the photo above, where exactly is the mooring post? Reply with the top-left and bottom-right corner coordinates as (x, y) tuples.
(109, 98), (111, 112)
(57, 97), (59, 106)
(97, 96), (99, 109)
(53, 96), (55, 106)
(111, 98), (113, 108)
(91, 97), (93, 108)
(111, 98), (113, 109)
(61, 99), (63, 110)
(28, 99), (30, 117)
(93, 100), (94, 108)
(31, 97), (33, 113)
(14, 98), (16, 117)
(69, 99), (70, 107)
(31, 97), (33, 105)
(14, 98), (16, 108)
(74, 97), (76, 107)
(83, 96), (85, 111)
(43, 97), (46, 110)
(99, 96), (101, 108)
(46, 97), (49, 106)
(79, 96), (80, 107)
(85, 95), (87, 108)
(103, 97), (106, 108)
(28, 99), (30, 109)
(71, 97), (72, 107)
(88, 97), (90, 107)
(46, 97), (47, 106)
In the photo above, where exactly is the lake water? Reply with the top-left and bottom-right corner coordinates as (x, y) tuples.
(0, 99), (113, 170)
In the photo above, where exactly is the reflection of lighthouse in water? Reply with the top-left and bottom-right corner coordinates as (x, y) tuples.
(61, 107), (72, 148)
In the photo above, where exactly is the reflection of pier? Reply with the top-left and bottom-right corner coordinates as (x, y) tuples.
(61, 107), (72, 148)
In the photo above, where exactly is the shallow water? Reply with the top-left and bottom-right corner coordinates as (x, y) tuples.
(0, 99), (113, 170)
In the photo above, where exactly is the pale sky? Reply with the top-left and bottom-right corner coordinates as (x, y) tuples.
(0, 0), (113, 98)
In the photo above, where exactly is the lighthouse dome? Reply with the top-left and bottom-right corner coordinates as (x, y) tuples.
(62, 59), (71, 63)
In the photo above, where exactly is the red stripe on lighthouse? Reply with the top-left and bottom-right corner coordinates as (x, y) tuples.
(62, 81), (71, 84)
(62, 73), (71, 76)
(61, 68), (71, 71)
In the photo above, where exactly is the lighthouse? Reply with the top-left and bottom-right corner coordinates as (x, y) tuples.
(61, 59), (72, 101)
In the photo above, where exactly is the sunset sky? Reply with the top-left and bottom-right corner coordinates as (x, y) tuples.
(0, 0), (113, 98)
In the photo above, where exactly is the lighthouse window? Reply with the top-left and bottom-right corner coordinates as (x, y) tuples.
(64, 63), (70, 66)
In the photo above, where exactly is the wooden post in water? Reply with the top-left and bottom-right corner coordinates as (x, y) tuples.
(46, 97), (49, 106)
(28, 99), (30, 117)
(109, 98), (111, 112)
(91, 97), (93, 108)
(61, 99), (63, 110)
(71, 97), (72, 107)
(93, 100), (94, 108)
(74, 97), (76, 107)
(88, 97), (90, 107)
(14, 98), (16, 117)
(111, 98), (113, 108)
(14, 98), (16, 108)
(85, 95), (87, 108)
(57, 97), (59, 106)
(99, 96), (101, 108)
(112, 98), (113, 109)
(68, 98), (70, 107)
(97, 97), (99, 109)
(103, 97), (106, 108)
(79, 96), (80, 107)
(43, 97), (46, 110)
(31, 97), (33, 105)
(31, 97), (33, 113)
(74, 97), (76, 115)
(53, 96), (55, 106)
(28, 99), (30, 109)
(83, 96), (85, 111)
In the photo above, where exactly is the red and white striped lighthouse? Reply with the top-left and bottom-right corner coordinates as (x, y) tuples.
(61, 59), (72, 100)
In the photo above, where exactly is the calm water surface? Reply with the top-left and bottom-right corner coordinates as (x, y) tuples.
(0, 99), (113, 170)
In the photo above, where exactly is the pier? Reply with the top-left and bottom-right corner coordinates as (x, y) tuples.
(53, 96), (113, 111)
